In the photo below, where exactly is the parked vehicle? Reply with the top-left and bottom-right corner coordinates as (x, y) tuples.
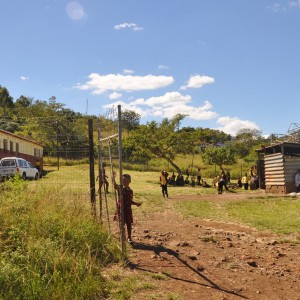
(0, 157), (39, 180)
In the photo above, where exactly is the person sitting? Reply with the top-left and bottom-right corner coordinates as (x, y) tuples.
(176, 173), (184, 186)
(212, 175), (219, 188)
(201, 179), (211, 188)
(169, 172), (176, 186)
(191, 175), (196, 187)
(184, 176), (190, 185)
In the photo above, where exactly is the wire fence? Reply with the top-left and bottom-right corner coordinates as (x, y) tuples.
(21, 105), (126, 253)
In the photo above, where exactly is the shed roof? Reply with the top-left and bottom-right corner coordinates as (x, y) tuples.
(256, 142), (300, 156)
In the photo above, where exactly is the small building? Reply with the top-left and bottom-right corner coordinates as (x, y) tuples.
(0, 129), (43, 171)
(256, 142), (300, 194)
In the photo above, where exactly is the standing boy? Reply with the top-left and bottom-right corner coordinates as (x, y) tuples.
(159, 170), (169, 198)
(114, 173), (141, 243)
(242, 173), (249, 190)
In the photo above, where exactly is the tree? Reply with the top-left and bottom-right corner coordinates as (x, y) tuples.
(201, 145), (237, 174)
(124, 114), (194, 172)
(14, 98), (87, 159)
(234, 128), (263, 158)
(121, 110), (140, 131)
(15, 95), (33, 108)
(0, 86), (14, 109)
(196, 127), (232, 146)
(0, 86), (17, 131)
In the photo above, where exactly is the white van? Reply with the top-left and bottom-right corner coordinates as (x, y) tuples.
(0, 157), (39, 180)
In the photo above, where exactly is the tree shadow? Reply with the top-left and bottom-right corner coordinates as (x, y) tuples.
(128, 241), (248, 299)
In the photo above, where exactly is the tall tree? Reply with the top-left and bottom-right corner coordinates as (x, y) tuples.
(124, 114), (194, 173)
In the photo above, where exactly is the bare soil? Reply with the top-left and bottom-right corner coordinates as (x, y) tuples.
(126, 192), (300, 300)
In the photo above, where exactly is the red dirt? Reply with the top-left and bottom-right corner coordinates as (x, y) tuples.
(127, 192), (300, 300)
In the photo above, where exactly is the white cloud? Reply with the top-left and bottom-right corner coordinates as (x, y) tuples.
(20, 76), (29, 81)
(266, 3), (285, 12)
(180, 75), (215, 90)
(267, 1), (300, 12)
(104, 91), (218, 121)
(103, 100), (146, 117)
(109, 92), (122, 100)
(76, 73), (174, 94)
(114, 22), (143, 31)
(123, 69), (134, 74)
(102, 90), (260, 135)
(289, 0), (300, 8)
(158, 65), (169, 70)
(216, 116), (260, 136)
(66, 1), (86, 20)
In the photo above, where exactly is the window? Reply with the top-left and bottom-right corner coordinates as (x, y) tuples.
(18, 159), (26, 167)
(1, 159), (16, 167)
(3, 139), (8, 152)
(34, 148), (42, 158)
(10, 141), (13, 152)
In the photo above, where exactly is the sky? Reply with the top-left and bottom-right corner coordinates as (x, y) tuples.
(1, 0), (300, 137)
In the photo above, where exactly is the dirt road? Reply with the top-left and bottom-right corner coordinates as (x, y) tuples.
(127, 193), (300, 300)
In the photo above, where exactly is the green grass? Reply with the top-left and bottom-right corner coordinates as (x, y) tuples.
(2, 165), (300, 298)
(225, 198), (300, 235)
(172, 195), (300, 237)
(0, 176), (123, 299)
(172, 200), (218, 219)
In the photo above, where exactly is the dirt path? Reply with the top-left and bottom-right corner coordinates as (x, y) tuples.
(127, 193), (300, 300)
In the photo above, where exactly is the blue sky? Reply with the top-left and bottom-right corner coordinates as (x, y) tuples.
(1, 0), (300, 136)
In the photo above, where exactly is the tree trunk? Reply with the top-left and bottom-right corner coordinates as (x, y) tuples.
(163, 156), (181, 173)
(219, 164), (225, 174)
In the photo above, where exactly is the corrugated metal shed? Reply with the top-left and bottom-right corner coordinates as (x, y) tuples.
(256, 142), (300, 194)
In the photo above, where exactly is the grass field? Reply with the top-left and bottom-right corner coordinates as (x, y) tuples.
(1, 165), (300, 299)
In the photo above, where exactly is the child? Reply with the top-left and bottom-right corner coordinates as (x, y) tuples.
(114, 173), (141, 243)
(242, 173), (249, 190)
(159, 170), (169, 198)
(191, 175), (196, 187)
(218, 175), (226, 194)
(237, 177), (242, 188)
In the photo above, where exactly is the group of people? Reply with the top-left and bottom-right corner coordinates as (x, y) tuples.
(164, 168), (204, 188)
(241, 165), (259, 191)
(159, 168), (213, 198)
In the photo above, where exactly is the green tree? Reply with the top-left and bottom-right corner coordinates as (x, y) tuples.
(122, 110), (140, 131)
(0, 86), (16, 131)
(0, 86), (14, 109)
(234, 128), (263, 158)
(196, 127), (232, 147)
(15, 95), (33, 108)
(124, 114), (193, 172)
(201, 145), (237, 174)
